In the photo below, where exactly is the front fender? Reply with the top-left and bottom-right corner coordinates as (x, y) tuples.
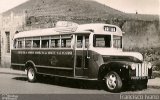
(98, 61), (129, 80)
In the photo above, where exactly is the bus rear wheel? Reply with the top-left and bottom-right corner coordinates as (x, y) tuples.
(27, 67), (37, 82)
(104, 71), (122, 92)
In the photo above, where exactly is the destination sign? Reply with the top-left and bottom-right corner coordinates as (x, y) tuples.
(104, 26), (116, 32)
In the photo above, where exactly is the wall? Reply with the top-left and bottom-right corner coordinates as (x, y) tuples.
(0, 12), (25, 68)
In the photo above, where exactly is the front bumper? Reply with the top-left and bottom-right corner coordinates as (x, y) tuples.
(131, 76), (154, 80)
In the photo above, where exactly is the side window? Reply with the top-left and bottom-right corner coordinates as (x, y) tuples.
(32, 37), (40, 48)
(113, 35), (122, 48)
(77, 36), (83, 48)
(66, 39), (71, 48)
(61, 35), (71, 48)
(25, 40), (32, 48)
(96, 37), (105, 47)
(41, 36), (49, 48)
(17, 41), (22, 48)
(33, 40), (40, 48)
(50, 36), (60, 48)
(85, 36), (89, 48)
(17, 38), (24, 48)
(42, 40), (49, 48)
(76, 35), (89, 48)
(93, 35), (111, 47)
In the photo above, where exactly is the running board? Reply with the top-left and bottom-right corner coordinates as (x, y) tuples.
(38, 72), (97, 81)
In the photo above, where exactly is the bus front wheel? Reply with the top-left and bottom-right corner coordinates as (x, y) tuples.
(104, 71), (122, 92)
(27, 67), (37, 82)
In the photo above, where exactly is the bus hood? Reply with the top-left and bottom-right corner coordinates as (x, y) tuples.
(93, 49), (143, 61)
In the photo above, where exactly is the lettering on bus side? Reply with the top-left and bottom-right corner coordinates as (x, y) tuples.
(17, 51), (73, 55)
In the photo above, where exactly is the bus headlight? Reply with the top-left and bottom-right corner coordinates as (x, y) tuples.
(147, 62), (152, 69)
(131, 63), (136, 70)
(123, 65), (128, 69)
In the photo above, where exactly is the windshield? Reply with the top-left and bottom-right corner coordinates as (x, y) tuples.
(93, 35), (122, 48)
(113, 35), (122, 48)
(93, 35), (111, 48)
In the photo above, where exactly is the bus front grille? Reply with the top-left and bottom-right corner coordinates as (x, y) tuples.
(136, 63), (148, 77)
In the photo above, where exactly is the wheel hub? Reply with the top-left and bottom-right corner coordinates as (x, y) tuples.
(28, 68), (34, 80)
(106, 74), (117, 90)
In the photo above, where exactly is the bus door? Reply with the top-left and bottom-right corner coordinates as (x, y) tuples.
(74, 34), (89, 77)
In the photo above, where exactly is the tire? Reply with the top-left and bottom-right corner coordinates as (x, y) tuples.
(27, 67), (37, 82)
(104, 71), (122, 92)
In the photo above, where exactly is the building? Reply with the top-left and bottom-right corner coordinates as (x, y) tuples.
(0, 12), (25, 68)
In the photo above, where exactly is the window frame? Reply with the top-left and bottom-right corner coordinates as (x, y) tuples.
(61, 34), (72, 48)
(113, 35), (122, 49)
(13, 34), (73, 49)
(93, 34), (112, 48)
(41, 36), (50, 48)
(17, 38), (25, 48)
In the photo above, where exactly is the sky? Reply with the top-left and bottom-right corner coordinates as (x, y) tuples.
(0, 0), (29, 13)
(0, 0), (159, 15)
(93, 0), (159, 15)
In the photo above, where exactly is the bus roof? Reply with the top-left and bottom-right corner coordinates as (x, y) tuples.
(14, 23), (122, 39)
(76, 23), (122, 35)
(14, 28), (59, 39)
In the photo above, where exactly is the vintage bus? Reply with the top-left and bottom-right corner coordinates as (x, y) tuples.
(11, 21), (152, 92)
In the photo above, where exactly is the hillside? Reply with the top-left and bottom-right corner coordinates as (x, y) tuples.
(126, 13), (159, 21)
(3, 0), (159, 21)
(3, 0), (126, 19)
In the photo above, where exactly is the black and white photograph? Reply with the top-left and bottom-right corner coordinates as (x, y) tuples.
(0, 0), (159, 100)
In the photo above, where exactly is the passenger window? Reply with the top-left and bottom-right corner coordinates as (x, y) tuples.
(17, 41), (23, 48)
(50, 39), (60, 48)
(42, 40), (49, 48)
(25, 40), (32, 48)
(61, 35), (71, 48)
(66, 39), (71, 48)
(50, 36), (60, 48)
(17, 38), (24, 48)
(33, 40), (40, 48)
(61, 39), (71, 48)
